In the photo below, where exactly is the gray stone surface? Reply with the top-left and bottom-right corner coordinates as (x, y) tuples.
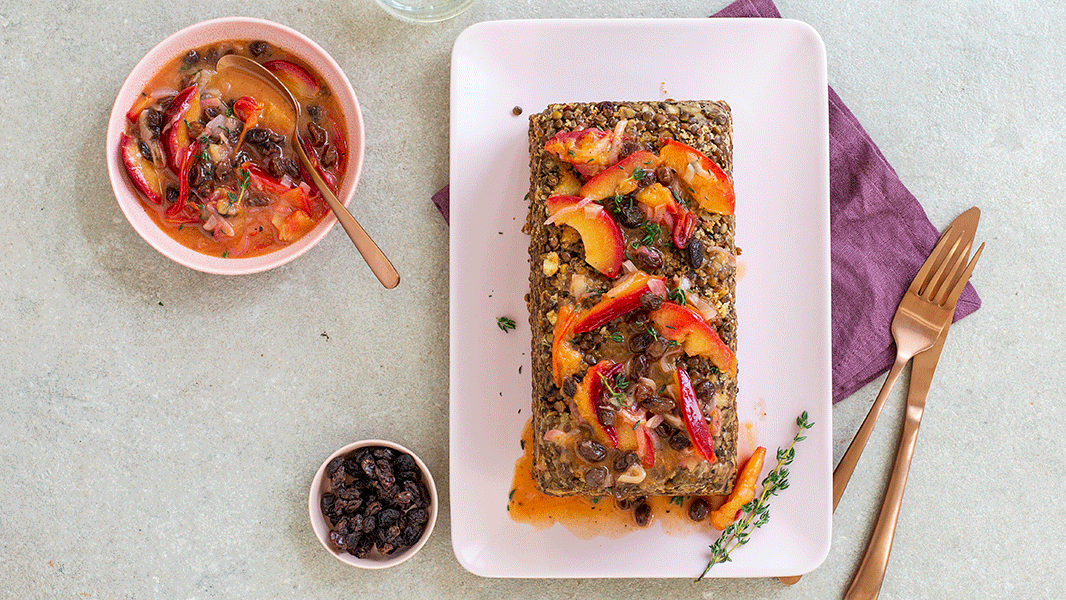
(1, 0), (1064, 598)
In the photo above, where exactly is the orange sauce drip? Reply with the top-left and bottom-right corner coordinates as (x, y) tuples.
(507, 419), (726, 539)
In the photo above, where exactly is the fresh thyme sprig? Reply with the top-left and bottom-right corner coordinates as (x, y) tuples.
(496, 316), (517, 332)
(697, 411), (814, 581)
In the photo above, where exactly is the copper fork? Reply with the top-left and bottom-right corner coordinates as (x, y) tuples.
(778, 206), (980, 585)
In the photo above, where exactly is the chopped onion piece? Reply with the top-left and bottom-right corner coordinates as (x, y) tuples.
(569, 273), (590, 300)
(616, 464), (647, 484)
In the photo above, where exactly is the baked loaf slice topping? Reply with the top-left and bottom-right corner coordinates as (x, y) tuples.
(527, 101), (739, 498)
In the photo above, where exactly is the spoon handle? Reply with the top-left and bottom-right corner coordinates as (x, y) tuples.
(296, 142), (400, 289)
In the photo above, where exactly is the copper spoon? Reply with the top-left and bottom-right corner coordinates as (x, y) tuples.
(216, 54), (400, 289)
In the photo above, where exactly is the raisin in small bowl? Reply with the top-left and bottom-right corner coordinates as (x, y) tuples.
(309, 440), (437, 568)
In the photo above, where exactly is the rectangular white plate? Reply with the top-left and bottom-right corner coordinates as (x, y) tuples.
(449, 18), (831, 578)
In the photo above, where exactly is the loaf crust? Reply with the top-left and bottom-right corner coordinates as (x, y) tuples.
(526, 101), (739, 498)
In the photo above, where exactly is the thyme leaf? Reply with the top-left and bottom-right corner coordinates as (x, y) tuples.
(496, 316), (517, 332)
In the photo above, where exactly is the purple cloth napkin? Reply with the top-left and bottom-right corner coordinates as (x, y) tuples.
(434, 0), (980, 403)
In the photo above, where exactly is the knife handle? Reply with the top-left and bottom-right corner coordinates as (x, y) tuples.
(843, 397), (926, 599)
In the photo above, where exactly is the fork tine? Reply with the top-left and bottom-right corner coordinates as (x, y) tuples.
(908, 225), (958, 295)
(930, 236), (974, 304)
(941, 242), (984, 308)
(920, 233), (963, 298)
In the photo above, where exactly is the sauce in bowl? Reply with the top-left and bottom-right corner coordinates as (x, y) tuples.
(119, 40), (347, 258)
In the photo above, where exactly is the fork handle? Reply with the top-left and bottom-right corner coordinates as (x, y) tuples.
(832, 354), (906, 510)
(843, 396), (926, 599)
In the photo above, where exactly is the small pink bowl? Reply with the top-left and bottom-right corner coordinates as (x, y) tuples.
(106, 17), (364, 275)
(309, 440), (438, 569)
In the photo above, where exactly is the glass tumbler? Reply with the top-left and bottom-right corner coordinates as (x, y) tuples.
(374, 0), (476, 22)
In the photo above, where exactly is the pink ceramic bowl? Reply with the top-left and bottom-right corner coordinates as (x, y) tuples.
(309, 440), (438, 569)
(106, 17), (364, 275)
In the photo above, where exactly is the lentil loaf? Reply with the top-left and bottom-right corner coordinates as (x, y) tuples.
(526, 101), (739, 498)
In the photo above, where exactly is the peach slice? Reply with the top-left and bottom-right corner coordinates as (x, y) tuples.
(257, 102), (296, 137)
(551, 303), (584, 388)
(119, 133), (162, 205)
(571, 360), (623, 448)
(544, 127), (616, 178)
(571, 269), (666, 334)
(263, 60), (320, 101)
(161, 85), (201, 174)
(649, 301), (737, 377)
(545, 195), (625, 278)
(658, 139), (734, 215)
(126, 94), (154, 122)
(273, 208), (314, 242)
(579, 150), (661, 201)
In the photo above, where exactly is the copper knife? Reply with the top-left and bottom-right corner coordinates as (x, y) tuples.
(843, 242), (984, 599)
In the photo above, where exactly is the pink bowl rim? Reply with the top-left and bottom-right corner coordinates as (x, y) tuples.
(308, 439), (439, 569)
(106, 17), (365, 275)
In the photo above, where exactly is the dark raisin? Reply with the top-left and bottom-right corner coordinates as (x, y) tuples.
(307, 104), (322, 122)
(144, 108), (163, 134)
(628, 332), (653, 354)
(393, 453), (417, 472)
(584, 466), (609, 488)
(634, 501), (652, 527)
(353, 535), (374, 558)
(214, 161), (232, 182)
(182, 50), (199, 67)
(138, 140), (152, 161)
(246, 193), (270, 207)
(378, 508), (400, 530)
(402, 523), (424, 546)
(408, 508), (428, 525)
(362, 515), (376, 533)
(618, 203), (645, 228)
(245, 127), (270, 146)
(283, 157), (301, 180)
(321, 144), (339, 168)
(619, 139), (640, 158)
(655, 421), (673, 438)
(307, 122), (327, 147)
(329, 530), (346, 550)
(639, 292), (664, 311)
(344, 532), (362, 551)
(632, 383), (653, 406)
(165, 186), (178, 202)
(374, 461), (396, 490)
(597, 407), (616, 426)
(638, 170), (655, 188)
(695, 380), (717, 402)
(577, 439), (607, 463)
(248, 40), (270, 57)
(613, 451), (638, 473)
(370, 445), (396, 460)
(688, 498), (709, 522)
(629, 354), (650, 379)
(266, 156), (284, 179)
(641, 396), (676, 414)
(633, 246), (663, 271)
(686, 237), (705, 269)
(655, 165), (674, 185)
(562, 376), (577, 397)
(203, 105), (219, 120)
(669, 432), (691, 451)
(321, 493), (336, 516)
